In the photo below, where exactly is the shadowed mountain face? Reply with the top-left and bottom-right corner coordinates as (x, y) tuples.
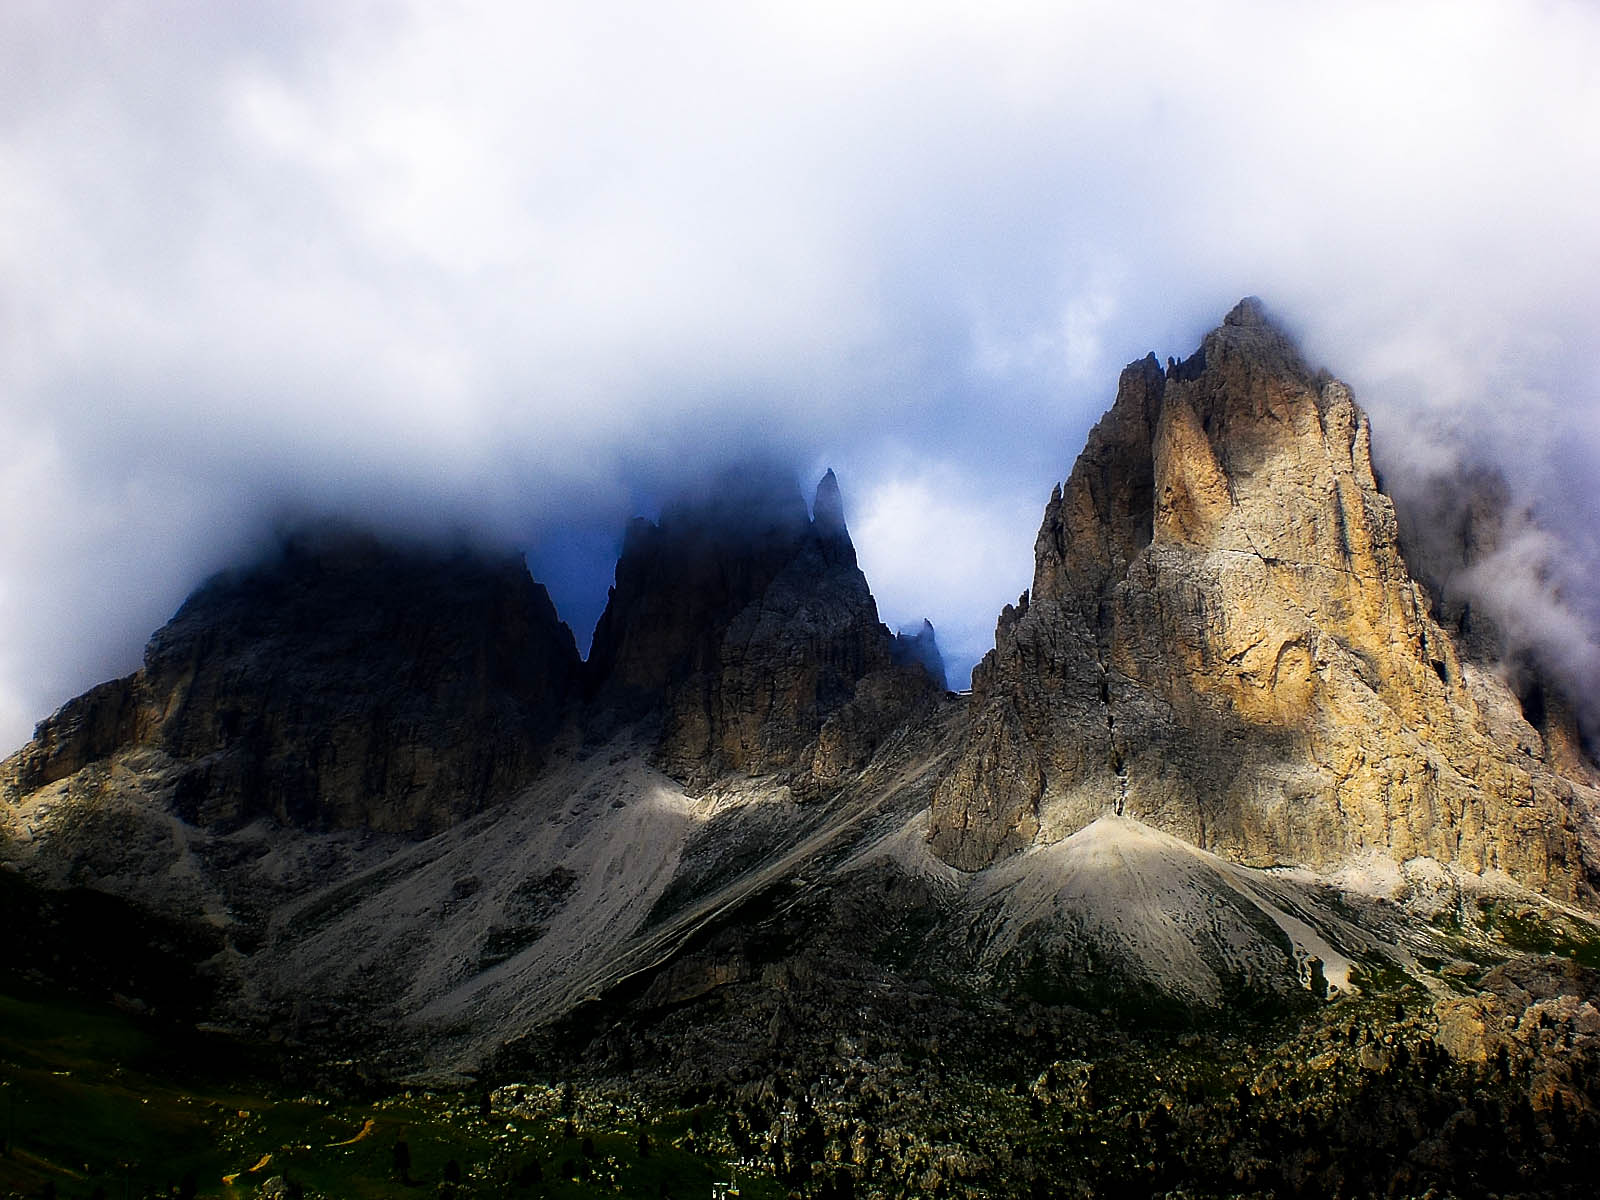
(2, 467), (942, 842)
(585, 466), (936, 787)
(4, 527), (582, 835)
(1387, 460), (1598, 775)
(928, 299), (1600, 899)
(892, 619), (948, 689)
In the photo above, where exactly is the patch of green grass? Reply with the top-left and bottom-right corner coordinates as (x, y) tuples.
(1477, 899), (1600, 968)
(0, 978), (782, 1199)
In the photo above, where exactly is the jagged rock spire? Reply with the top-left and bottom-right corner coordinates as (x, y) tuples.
(813, 467), (846, 534)
(584, 465), (893, 782)
(812, 467), (857, 567)
(929, 299), (1594, 899)
(1224, 295), (1268, 326)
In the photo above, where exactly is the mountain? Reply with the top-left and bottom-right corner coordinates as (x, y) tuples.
(928, 298), (1600, 897)
(584, 465), (939, 792)
(5, 301), (1600, 1197)
(5, 525), (582, 837)
(891, 618), (947, 688)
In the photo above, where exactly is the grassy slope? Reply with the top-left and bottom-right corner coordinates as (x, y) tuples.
(0, 976), (779, 1199)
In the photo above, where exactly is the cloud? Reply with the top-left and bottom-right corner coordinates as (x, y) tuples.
(2, 1), (1599, 748)
(847, 457), (1043, 689)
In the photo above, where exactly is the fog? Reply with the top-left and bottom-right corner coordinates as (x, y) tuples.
(3, 1), (1599, 749)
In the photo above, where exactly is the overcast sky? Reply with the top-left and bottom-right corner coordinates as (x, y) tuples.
(3, 1), (1599, 750)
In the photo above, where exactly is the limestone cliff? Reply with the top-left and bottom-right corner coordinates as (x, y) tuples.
(2, 527), (581, 835)
(585, 467), (936, 786)
(929, 299), (1600, 899)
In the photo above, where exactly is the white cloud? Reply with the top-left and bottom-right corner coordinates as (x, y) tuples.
(852, 460), (1043, 689)
(2, 1), (1599, 747)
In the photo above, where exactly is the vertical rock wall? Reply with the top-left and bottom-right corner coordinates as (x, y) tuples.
(930, 300), (1598, 898)
(584, 467), (933, 785)
(3, 528), (582, 835)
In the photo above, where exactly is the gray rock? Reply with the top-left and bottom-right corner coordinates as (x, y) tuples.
(585, 466), (918, 785)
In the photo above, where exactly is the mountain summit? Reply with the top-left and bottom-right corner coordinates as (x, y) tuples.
(5, 526), (581, 836)
(583, 463), (937, 786)
(929, 299), (1597, 894)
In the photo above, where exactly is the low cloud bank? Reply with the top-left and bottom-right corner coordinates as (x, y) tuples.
(2, 2), (1598, 748)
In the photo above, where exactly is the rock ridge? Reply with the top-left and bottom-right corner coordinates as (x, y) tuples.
(3, 527), (582, 835)
(583, 465), (939, 788)
(929, 299), (1599, 899)
(892, 619), (948, 689)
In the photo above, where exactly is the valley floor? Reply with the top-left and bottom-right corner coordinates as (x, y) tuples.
(6, 943), (1600, 1200)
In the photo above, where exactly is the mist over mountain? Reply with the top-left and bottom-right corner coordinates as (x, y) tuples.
(4, 2), (1600, 759)
(7, 296), (1600, 1200)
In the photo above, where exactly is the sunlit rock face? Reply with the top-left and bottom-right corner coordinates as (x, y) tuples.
(930, 299), (1600, 896)
(2, 526), (581, 835)
(585, 466), (939, 787)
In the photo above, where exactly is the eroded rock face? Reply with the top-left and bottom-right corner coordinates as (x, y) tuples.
(586, 467), (926, 784)
(930, 299), (1599, 895)
(3, 527), (581, 835)
(6, 676), (142, 794)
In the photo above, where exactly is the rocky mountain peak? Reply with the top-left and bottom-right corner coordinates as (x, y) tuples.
(1189, 293), (1316, 392)
(585, 466), (932, 784)
(1224, 294), (1269, 326)
(585, 468), (814, 705)
(4, 529), (581, 835)
(811, 467), (855, 566)
(930, 300), (1598, 897)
